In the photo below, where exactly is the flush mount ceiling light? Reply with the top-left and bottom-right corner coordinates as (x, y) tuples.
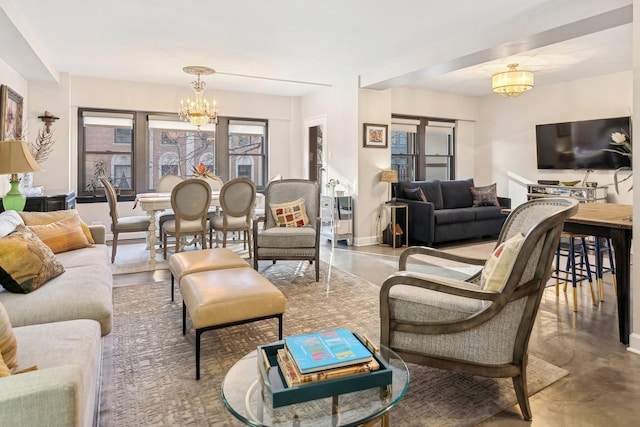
(178, 66), (219, 128)
(491, 63), (534, 97)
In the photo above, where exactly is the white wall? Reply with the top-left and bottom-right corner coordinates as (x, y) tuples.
(0, 57), (28, 196)
(476, 71), (634, 207)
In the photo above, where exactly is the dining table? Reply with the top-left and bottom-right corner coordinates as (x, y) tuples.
(135, 191), (220, 263)
(561, 203), (633, 345)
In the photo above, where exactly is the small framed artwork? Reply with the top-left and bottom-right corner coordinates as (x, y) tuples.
(1, 85), (24, 141)
(363, 123), (388, 148)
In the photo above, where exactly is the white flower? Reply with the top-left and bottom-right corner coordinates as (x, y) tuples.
(611, 132), (627, 144)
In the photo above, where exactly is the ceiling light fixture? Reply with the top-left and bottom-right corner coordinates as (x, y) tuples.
(491, 63), (534, 97)
(179, 66), (219, 128)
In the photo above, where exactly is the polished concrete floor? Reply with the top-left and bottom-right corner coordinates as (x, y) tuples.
(113, 238), (640, 426)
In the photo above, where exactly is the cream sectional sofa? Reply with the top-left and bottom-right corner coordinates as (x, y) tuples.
(0, 210), (113, 427)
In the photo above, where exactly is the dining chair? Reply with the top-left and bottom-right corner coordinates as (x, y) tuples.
(209, 178), (256, 255)
(156, 174), (184, 247)
(100, 177), (151, 263)
(162, 179), (212, 259)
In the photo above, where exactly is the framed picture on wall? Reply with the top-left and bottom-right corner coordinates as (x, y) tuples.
(1, 85), (24, 141)
(363, 123), (388, 148)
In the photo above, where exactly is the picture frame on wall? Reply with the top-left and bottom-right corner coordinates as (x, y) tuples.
(1, 85), (24, 141)
(363, 123), (388, 148)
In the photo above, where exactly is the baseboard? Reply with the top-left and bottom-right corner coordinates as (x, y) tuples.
(352, 235), (379, 247)
(627, 333), (640, 355)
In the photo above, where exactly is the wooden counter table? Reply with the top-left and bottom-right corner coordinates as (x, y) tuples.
(562, 203), (632, 345)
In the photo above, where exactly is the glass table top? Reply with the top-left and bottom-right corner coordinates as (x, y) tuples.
(221, 344), (409, 427)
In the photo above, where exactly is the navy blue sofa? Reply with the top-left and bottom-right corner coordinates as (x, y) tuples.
(394, 178), (511, 246)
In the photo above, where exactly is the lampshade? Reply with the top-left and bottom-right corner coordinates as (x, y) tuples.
(492, 63), (534, 97)
(0, 140), (42, 211)
(380, 169), (398, 183)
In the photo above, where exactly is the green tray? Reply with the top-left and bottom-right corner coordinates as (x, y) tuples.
(257, 334), (392, 408)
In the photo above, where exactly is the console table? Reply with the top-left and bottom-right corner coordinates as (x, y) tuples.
(320, 195), (353, 247)
(526, 183), (607, 203)
(0, 190), (76, 212)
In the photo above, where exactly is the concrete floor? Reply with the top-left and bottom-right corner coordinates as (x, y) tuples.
(114, 239), (640, 426)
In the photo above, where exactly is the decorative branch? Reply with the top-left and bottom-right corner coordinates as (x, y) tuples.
(30, 127), (56, 163)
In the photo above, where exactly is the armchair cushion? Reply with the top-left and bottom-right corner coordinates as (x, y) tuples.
(270, 198), (309, 227)
(257, 226), (317, 248)
(481, 232), (524, 292)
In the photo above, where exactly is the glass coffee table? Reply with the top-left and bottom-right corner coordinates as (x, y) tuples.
(221, 344), (409, 426)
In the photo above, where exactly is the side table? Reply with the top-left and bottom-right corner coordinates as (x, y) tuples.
(379, 202), (408, 248)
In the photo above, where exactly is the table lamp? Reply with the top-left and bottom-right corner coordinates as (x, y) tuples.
(380, 169), (398, 203)
(0, 140), (43, 211)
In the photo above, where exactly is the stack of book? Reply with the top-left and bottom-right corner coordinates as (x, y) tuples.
(276, 329), (379, 387)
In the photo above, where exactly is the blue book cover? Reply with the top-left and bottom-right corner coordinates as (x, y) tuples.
(284, 329), (373, 374)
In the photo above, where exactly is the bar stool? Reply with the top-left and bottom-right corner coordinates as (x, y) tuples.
(554, 233), (597, 312)
(582, 237), (616, 302)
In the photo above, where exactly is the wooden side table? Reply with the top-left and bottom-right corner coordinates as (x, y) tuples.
(379, 202), (408, 248)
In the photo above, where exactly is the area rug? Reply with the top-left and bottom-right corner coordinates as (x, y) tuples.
(100, 261), (568, 427)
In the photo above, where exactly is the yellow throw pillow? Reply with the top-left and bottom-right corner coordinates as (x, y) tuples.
(28, 215), (91, 254)
(270, 198), (309, 228)
(0, 354), (10, 377)
(0, 225), (65, 293)
(19, 210), (95, 244)
(481, 232), (525, 292)
(0, 302), (17, 373)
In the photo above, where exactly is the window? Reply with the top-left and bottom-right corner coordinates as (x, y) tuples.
(148, 115), (216, 188)
(391, 115), (456, 181)
(78, 109), (269, 199)
(79, 110), (134, 196)
(228, 119), (267, 187)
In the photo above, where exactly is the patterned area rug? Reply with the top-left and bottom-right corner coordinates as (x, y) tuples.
(100, 261), (568, 427)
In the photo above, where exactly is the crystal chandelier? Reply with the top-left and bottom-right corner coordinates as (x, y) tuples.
(179, 66), (219, 128)
(491, 63), (534, 97)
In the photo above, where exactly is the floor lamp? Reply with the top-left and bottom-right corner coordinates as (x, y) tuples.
(380, 169), (398, 204)
(0, 140), (42, 211)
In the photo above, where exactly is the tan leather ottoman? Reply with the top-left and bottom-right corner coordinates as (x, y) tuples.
(180, 267), (286, 379)
(168, 248), (250, 301)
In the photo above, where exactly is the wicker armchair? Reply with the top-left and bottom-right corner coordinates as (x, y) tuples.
(380, 198), (578, 420)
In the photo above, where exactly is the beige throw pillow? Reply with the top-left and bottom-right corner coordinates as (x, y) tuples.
(481, 232), (525, 292)
(270, 198), (309, 228)
(0, 302), (17, 374)
(28, 215), (91, 254)
(19, 210), (95, 244)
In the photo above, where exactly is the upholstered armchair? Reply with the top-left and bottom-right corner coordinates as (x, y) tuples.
(253, 179), (320, 281)
(380, 198), (578, 420)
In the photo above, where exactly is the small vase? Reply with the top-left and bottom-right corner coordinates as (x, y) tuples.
(19, 172), (33, 193)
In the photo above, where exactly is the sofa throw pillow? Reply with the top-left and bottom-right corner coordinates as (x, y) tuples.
(0, 353), (10, 377)
(0, 210), (25, 238)
(471, 183), (500, 207)
(481, 232), (525, 292)
(404, 187), (428, 202)
(19, 210), (95, 244)
(0, 225), (65, 294)
(0, 301), (18, 374)
(28, 215), (91, 254)
(270, 198), (309, 227)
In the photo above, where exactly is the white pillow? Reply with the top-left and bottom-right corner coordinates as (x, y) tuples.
(481, 232), (525, 292)
(0, 211), (25, 238)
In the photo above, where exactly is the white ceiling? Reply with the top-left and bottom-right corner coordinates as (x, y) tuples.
(0, 0), (634, 98)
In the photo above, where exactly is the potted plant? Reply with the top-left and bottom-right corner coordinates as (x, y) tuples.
(87, 160), (108, 196)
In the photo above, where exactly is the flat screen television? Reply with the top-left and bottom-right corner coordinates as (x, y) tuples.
(535, 116), (631, 170)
